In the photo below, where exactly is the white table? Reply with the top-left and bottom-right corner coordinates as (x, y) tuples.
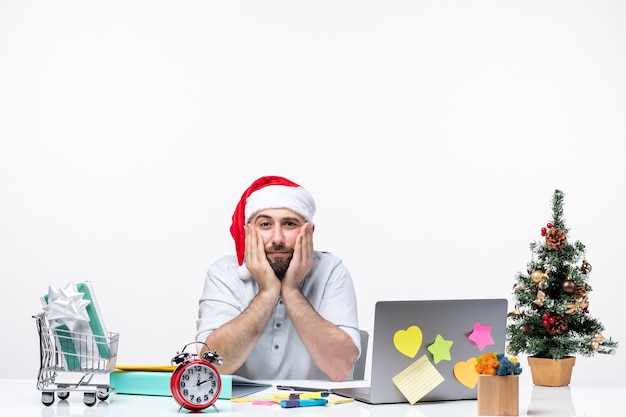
(0, 375), (622, 416)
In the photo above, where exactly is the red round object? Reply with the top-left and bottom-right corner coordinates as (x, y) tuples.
(547, 223), (553, 228)
(170, 358), (222, 411)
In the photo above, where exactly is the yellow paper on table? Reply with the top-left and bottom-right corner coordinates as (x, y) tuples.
(392, 354), (445, 405)
(325, 394), (355, 405)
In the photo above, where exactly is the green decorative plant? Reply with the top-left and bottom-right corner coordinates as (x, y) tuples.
(506, 190), (618, 359)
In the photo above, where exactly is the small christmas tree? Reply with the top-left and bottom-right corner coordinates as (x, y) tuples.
(506, 189), (618, 360)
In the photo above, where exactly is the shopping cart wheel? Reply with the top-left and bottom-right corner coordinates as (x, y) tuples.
(83, 392), (97, 407)
(96, 387), (110, 401)
(57, 391), (70, 400)
(41, 391), (55, 406)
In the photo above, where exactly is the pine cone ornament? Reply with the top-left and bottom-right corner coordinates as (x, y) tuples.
(545, 227), (567, 250)
(574, 284), (587, 299)
(546, 314), (569, 335)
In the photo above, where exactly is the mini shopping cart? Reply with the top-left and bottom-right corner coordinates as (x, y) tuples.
(33, 312), (119, 407)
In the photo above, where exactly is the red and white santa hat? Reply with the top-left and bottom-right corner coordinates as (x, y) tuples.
(229, 176), (316, 267)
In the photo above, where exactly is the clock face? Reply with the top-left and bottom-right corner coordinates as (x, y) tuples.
(173, 362), (221, 410)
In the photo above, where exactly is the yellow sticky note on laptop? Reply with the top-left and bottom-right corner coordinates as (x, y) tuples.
(392, 354), (445, 404)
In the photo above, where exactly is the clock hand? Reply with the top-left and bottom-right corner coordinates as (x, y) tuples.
(196, 377), (213, 387)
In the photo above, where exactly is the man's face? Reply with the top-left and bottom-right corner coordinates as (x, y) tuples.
(249, 208), (307, 279)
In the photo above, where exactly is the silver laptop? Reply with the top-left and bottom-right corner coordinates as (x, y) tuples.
(335, 298), (507, 404)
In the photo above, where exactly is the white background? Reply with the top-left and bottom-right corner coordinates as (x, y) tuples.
(1, 1), (624, 383)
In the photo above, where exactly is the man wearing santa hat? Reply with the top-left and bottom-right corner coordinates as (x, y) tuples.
(196, 176), (360, 381)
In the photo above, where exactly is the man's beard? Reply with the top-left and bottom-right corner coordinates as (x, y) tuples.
(267, 245), (293, 280)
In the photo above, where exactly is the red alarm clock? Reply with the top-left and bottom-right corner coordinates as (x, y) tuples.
(170, 341), (223, 412)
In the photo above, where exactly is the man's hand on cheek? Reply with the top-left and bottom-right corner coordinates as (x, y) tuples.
(244, 225), (280, 292)
(283, 224), (314, 289)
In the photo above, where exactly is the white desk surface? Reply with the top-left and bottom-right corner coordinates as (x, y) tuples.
(0, 374), (622, 417)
